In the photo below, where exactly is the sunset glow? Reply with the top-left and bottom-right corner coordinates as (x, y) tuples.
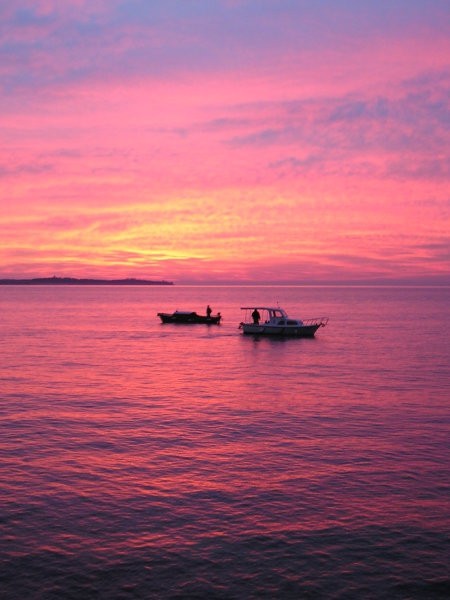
(1, 1), (449, 283)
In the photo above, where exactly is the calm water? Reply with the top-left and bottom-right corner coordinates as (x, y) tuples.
(1, 286), (449, 599)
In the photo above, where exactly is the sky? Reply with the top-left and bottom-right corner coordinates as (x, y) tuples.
(1, 0), (449, 284)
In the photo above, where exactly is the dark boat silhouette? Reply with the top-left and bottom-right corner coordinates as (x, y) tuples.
(157, 310), (222, 324)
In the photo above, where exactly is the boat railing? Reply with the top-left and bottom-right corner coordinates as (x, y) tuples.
(302, 317), (329, 327)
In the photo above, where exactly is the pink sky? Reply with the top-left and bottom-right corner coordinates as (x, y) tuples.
(1, 0), (449, 284)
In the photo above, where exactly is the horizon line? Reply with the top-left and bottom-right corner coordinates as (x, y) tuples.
(1, 276), (449, 288)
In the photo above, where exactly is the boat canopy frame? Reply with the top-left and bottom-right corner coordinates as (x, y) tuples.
(240, 306), (288, 318)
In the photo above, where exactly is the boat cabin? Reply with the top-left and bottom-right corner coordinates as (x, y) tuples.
(240, 307), (303, 326)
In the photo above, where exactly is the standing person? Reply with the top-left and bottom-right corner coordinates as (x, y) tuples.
(206, 305), (212, 318)
(252, 308), (261, 324)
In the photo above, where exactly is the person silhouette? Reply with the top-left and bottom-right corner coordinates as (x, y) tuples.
(206, 305), (212, 318)
(252, 308), (261, 324)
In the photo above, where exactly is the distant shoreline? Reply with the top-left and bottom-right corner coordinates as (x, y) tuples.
(0, 277), (173, 286)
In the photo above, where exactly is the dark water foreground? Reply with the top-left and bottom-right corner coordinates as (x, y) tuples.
(3, 528), (449, 598)
(1, 286), (449, 599)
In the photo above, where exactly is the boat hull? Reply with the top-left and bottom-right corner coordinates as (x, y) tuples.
(240, 323), (321, 337)
(158, 312), (221, 324)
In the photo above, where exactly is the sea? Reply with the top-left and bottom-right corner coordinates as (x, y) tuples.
(1, 285), (449, 599)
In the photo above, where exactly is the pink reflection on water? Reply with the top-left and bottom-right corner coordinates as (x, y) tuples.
(1, 286), (449, 597)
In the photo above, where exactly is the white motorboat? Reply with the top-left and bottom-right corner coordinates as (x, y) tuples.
(239, 306), (328, 337)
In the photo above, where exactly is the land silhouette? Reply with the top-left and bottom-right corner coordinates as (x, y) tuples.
(0, 277), (173, 286)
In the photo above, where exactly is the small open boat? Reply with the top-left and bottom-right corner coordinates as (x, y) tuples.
(239, 306), (328, 337)
(157, 310), (222, 324)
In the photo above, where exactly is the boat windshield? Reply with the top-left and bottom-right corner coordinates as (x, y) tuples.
(271, 310), (284, 318)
